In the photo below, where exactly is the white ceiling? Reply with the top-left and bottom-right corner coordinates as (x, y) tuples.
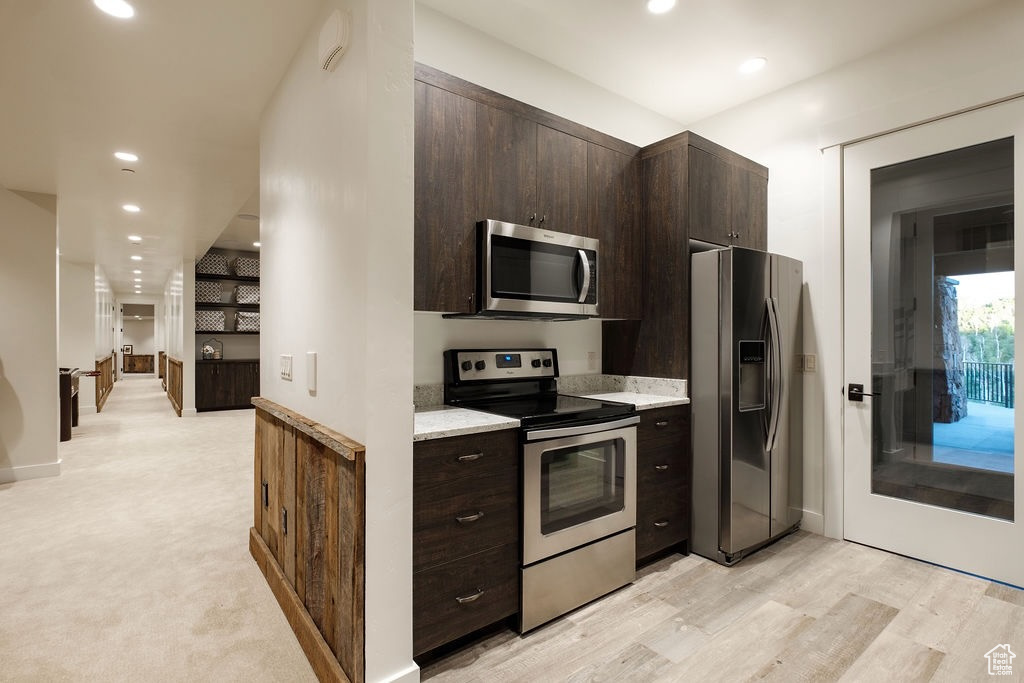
(0, 0), (1006, 299)
(0, 0), (321, 297)
(419, 0), (1006, 125)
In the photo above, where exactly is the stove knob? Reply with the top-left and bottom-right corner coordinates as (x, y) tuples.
(474, 360), (486, 371)
(460, 360), (473, 372)
(542, 358), (552, 368)
(531, 359), (541, 368)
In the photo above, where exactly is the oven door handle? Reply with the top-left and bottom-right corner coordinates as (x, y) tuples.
(524, 415), (640, 441)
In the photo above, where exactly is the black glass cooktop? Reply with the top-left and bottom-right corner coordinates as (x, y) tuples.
(463, 393), (636, 430)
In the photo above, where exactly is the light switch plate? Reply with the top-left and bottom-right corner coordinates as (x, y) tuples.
(280, 354), (293, 381)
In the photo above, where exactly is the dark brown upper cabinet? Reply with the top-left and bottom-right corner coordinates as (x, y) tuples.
(414, 64), (641, 317)
(414, 80), (479, 313)
(603, 132), (768, 379)
(688, 145), (768, 250)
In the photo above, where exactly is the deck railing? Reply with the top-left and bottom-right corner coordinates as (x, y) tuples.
(963, 361), (1015, 408)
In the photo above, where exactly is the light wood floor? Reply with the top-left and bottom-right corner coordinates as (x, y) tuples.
(421, 531), (1024, 682)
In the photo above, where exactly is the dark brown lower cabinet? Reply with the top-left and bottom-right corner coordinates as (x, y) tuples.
(413, 429), (520, 657)
(636, 405), (692, 563)
(196, 359), (259, 412)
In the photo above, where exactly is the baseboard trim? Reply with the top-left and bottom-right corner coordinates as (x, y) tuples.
(249, 527), (354, 683)
(381, 663), (420, 683)
(0, 459), (61, 484)
(182, 408), (197, 417)
(802, 510), (825, 535)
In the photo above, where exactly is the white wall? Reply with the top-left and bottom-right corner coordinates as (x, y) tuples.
(0, 189), (59, 483)
(59, 260), (98, 410)
(414, 5), (681, 146)
(261, 1), (415, 681)
(686, 0), (1024, 537)
(95, 266), (114, 361)
(414, 314), (602, 384)
(122, 319), (155, 356)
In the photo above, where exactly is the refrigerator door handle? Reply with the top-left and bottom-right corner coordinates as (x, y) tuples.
(765, 297), (784, 452)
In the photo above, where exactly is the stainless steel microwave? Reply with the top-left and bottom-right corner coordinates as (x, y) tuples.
(478, 219), (599, 319)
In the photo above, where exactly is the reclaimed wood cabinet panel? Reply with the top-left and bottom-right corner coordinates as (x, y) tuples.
(123, 354), (154, 373)
(256, 409), (296, 583)
(414, 80), (479, 313)
(636, 405), (691, 562)
(589, 143), (641, 320)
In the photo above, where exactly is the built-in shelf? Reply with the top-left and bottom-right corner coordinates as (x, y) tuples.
(195, 273), (259, 283)
(196, 330), (260, 335)
(195, 302), (260, 311)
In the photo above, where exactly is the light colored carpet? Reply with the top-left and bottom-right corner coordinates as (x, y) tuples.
(0, 376), (316, 682)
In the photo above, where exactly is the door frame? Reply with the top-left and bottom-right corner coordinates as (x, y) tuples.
(832, 98), (1023, 586)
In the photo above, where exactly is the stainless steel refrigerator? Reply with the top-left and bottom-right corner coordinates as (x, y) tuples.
(691, 246), (803, 566)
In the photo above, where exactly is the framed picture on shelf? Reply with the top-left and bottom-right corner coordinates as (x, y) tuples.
(122, 344), (133, 355)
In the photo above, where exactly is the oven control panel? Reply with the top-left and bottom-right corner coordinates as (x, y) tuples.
(447, 348), (557, 382)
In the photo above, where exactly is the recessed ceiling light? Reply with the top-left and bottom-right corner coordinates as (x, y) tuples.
(114, 151), (139, 162)
(646, 0), (676, 14)
(135, 315), (142, 319)
(739, 57), (767, 74)
(253, 241), (261, 248)
(133, 269), (142, 274)
(133, 278), (142, 282)
(131, 255), (142, 261)
(237, 213), (260, 221)
(122, 204), (141, 213)
(94, 0), (135, 19)
(128, 235), (142, 242)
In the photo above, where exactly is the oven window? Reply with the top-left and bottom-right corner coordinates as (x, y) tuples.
(491, 235), (583, 302)
(540, 439), (624, 534)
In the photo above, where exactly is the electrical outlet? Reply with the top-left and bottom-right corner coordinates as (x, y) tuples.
(280, 354), (293, 381)
(804, 353), (817, 372)
(587, 351), (598, 371)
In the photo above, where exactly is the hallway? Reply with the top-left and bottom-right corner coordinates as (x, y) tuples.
(0, 378), (315, 681)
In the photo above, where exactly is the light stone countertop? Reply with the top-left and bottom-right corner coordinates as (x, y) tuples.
(574, 391), (689, 410)
(413, 405), (519, 442)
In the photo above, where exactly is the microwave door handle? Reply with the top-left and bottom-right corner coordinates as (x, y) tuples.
(577, 249), (591, 304)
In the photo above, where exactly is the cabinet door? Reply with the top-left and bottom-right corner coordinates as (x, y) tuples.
(688, 146), (734, 246)
(477, 104), (537, 227)
(414, 81), (479, 313)
(195, 364), (217, 412)
(536, 125), (588, 236)
(730, 167), (768, 250)
(257, 410), (297, 584)
(589, 144), (641, 319)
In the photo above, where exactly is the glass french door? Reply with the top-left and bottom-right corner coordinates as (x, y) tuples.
(843, 98), (1024, 586)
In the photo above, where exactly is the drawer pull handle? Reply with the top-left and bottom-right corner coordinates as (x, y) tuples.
(654, 464), (670, 471)
(456, 511), (485, 524)
(455, 588), (485, 604)
(456, 452), (483, 462)
(654, 520), (670, 528)
(655, 420), (670, 428)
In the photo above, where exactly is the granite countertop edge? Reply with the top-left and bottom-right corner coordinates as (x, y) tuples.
(413, 391), (688, 440)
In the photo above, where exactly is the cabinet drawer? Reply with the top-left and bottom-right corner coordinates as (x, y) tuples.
(414, 472), (518, 572)
(638, 406), (689, 450)
(414, 430), (518, 489)
(638, 444), (688, 490)
(413, 543), (519, 656)
(636, 492), (689, 560)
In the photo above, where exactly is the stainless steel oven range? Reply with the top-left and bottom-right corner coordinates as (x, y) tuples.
(444, 348), (638, 632)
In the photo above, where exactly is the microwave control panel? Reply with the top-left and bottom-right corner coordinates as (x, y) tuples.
(448, 348), (556, 382)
